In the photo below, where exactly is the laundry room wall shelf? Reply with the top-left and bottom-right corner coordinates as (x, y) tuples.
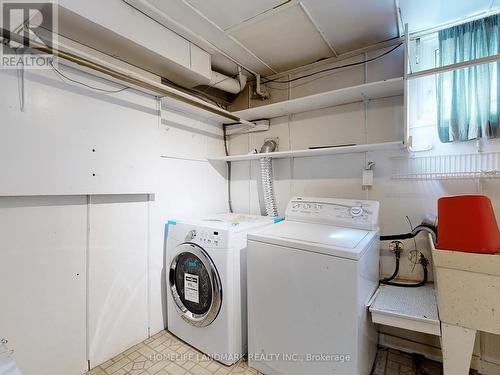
(369, 284), (441, 336)
(232, 77), (403, 121)
(208, 141), (405, 162)
(391, 152), (500, 180)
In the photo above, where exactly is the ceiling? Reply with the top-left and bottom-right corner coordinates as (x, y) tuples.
(124, 0), (499, 78)
(124, 0), (399, 76)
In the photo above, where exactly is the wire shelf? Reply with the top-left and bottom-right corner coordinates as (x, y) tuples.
(392, 152), (500, 180)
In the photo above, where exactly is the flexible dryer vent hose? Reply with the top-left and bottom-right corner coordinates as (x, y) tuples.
(260, 157), (278, 217)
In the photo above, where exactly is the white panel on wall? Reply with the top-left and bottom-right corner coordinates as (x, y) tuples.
(160, 108), (223, 161)
(0, 64), (159, 196)
(249, 116), (291, 152)
(158, 158), (227, 219)
(290, 56), (365, 99)
(291, 154), (365, 199)
(228, 161), (252, 214)
(367, 96), (404, 144)
(88, 195), (149, 367)
(290, 102), (365, 150)
(228, 133), (251, 156)
(366, 45), (404, 83)
(0, 196), (87, 375)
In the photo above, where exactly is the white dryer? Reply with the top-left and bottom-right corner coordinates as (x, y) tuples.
(166, 213), (278, 365)
(247, 197), (380, 375)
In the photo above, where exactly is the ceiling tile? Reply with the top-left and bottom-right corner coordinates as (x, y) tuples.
(399, 0), (492, 33)
(229, 5), (334, 72)
(185, 0), (287, 31)
(301, 0), (398, 54)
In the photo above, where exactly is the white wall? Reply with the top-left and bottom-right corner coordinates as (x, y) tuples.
(0, 61), (227, 374)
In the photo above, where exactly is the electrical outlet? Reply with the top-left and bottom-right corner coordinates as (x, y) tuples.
(362, 169), (373, 189)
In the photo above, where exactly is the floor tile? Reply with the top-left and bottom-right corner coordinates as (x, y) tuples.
(85, 330), (479, 375)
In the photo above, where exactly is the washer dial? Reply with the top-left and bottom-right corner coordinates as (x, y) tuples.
(350, 206), (363, 217)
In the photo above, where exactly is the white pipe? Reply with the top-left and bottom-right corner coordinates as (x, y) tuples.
(209, 71), (246, 94)
(255, 74), (270, 99)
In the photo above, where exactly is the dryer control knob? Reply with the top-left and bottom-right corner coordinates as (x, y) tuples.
(185, 230), (197, 241)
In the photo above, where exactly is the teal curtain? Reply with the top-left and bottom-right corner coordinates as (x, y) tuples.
(437, 14), (500, 143)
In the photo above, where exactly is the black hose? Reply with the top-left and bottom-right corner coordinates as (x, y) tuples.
(381, 266), (427, 288)
(380, 255), (429, 288)
(380, 232), (415, 241)
(381, 253), (400, 282)
(380, 224), (438, 242)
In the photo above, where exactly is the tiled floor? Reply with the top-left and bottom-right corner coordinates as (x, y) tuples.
(86, 330), (475, 375)
(86, 330), (259, 375)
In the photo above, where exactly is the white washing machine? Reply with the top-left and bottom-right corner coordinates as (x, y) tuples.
(166, 213), (279, 365)
(247, 197), (380, 375)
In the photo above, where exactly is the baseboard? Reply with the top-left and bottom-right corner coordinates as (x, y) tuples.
(379, 333), (500, 375)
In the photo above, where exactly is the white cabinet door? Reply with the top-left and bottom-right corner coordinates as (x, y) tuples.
(88, 195), (149, 367)
(0, 196), (87, 375)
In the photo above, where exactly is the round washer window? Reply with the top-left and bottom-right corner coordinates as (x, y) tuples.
(169, 243), (222, 327)
(173, 252), (212, 315)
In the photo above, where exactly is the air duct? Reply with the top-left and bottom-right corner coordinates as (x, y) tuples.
(209, 70), (247, 95)
(259, 140), (278, 217)
(55, 0), (246, 94)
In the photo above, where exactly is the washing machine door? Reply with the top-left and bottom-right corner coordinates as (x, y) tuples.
(169, 243), (222, 327)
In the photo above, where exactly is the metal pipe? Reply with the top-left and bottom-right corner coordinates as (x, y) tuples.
(1, 28), (256, 126)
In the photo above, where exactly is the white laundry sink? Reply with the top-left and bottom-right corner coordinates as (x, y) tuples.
(431, 237), (500, 334)
(430, 235), (500, 375)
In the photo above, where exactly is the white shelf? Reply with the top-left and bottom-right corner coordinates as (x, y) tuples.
(233, 77), (404, 121)
(369, 285), (441, 336)
(208, 141), (404, 162)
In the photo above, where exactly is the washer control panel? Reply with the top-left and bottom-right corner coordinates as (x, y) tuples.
(286, 197), (379, 231)
(185, 228), (227, 248)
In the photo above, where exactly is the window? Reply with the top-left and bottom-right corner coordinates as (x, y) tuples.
(410, 14), (500, 145)
(437, 14), (499, 143)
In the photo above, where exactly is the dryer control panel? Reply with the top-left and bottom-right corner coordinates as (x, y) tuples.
(285, 197), (379, 231)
